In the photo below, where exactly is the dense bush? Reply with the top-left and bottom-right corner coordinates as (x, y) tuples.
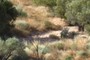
(18, 10), (27, 17)
(44, 21), (55, 30)
(85, 24), (90, 34)
(0, 37), (29, 60)
(0, 0), (18, 39)
(15, 20), (30, 30)
(16, 6), (27, 17)
(54, 0), (67, 18)
(61, 28), (69, 38)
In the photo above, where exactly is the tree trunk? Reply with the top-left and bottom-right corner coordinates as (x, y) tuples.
(78, 24), (84, 32)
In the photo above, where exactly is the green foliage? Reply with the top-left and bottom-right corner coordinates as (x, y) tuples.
(15, 21), (30, 30)
(38, 45), (50, 54)
(32, 0), (90, 28)
(65, 0), (90, 25)
(44, 21), (55, 30)
(0, 0), (18, 22)
(85, 24), (90, 34)
(32, 0), (66, 18)
(18, 9), (27, 17)
(77, 50), (88, 57)
(15, 5), (27, 17)
(0, 37), (29, 60)
(86, 40), (90, 49)
(56, 43), (64, 50)
(18, 11), (27, 17)
(54, 0), (67, 18)
(0, 0), (18, 39)
(32, 0), (56, 7)
(65, 55), (73, 60)
(61, 28), (69, 38)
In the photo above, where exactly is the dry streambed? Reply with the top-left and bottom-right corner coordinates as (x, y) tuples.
(22, 26), (89, 44)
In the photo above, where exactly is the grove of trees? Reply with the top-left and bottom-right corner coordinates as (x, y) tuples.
(0, 0), (89, 39)
(32, 0), (90, 33)
(65, 0), (90, 31)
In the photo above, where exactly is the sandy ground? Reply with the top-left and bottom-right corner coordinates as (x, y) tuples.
(48, 17), (67, 27)
(20, 26), (89, 44)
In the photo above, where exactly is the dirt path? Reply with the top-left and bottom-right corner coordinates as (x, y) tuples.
(20, 26), (89, 44)
(21, 30), (61, 43)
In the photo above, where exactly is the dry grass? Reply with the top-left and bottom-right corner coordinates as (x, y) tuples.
(12, 0), (67, 33)
(10, 1), (90, 59)
(23, 37), (90, 60)
(23, 6), (50, 20)
(27, 18), (46, 31)
(74, 38), (88, 50)
(48, 17), (67, 27)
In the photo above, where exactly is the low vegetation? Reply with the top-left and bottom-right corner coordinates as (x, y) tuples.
(32, 0), (90, 33)
(0, 37), (29, 60)
(0, 37), (90, 60)
(0, 0), (90, 60)
(23, 38), (90, 60)
(0, 0), (18, 39)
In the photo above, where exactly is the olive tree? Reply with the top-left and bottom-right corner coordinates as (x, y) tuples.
(54, 0), (67, 18)
(65, 0), (90, 31)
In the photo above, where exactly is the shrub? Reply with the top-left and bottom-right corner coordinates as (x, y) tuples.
(14, 20), (31, 36)
(56, 42), (64, 50)
(15, 20), (30, 30)
(0, 0), (18, 39)
(54, 0), (67, 18)
(86, 42), (90, 49)
(32, 0), (56, 7)
(38, 45), (50, 54)
(68, 32), (77, 39)
(18, 9), (27, 17)
(32, 42), (50, 54)
(77, 50), (88, 57)
(70, 43), (77, 50)
(0, 37), (29, 60)
(17, 9), (27, 18)
(32, 0), (67, 18)
(65, 0), (90, 31)
(15, 5), (27, 17)
(61, 28), (69, 38)
(44, 21), (57, 30)
(85, 24), (90, 34)
(65, 55), (73, 60)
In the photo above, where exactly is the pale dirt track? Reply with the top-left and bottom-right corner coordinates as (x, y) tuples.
(20, 26), (89, 44)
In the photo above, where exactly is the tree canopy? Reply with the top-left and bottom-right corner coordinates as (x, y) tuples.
(0, 0), (18, 39)
(32, 0), (90, 32)
(65, 0), (90, 31)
